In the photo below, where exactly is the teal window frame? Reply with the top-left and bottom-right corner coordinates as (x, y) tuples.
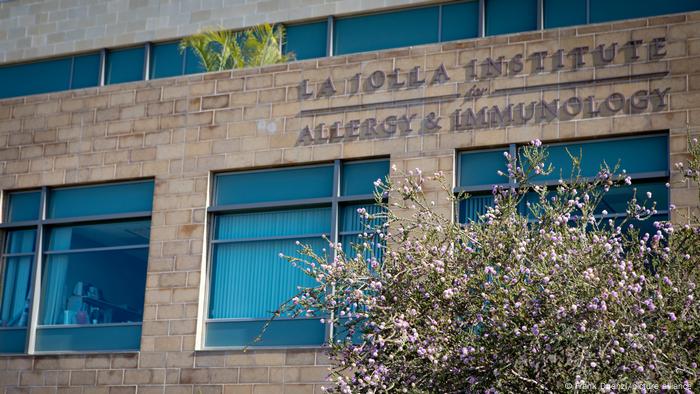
(206, 158), (388, 349)
(455, 134), (670, 226)
(0, 180), (154, 354)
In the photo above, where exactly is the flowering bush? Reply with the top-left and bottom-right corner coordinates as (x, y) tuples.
(279, 138), (700, 393)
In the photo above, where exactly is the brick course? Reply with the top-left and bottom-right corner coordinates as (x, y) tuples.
(1, 11), (700, 393)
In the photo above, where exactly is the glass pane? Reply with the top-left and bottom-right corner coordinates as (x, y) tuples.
(7, 191), (41, 222)
(459, 149), (509, 187)
(0, 328), (26, 353)
(334, 6), (439, 55)
(48, 181), (154, 219)
(459, 194), (495, 223)
(39, 248), (148, 325)
(150, 41), (184, 79)
(5, 230), (36, 254)
(105, 47), (145, 84)
(597, 182), (669, 216)
(341, 160), (389, 196)
(285, 21), (328, 60)
(184, 47), (207, 74)
(0, 57), (72, 99)
(205, 319), (325, 347)
(340, 203), (384, 233)
(46, 220), (150, 251)
(441, 1), (479, 41)
(486, 0), (538, 36)
(215, 207), (331, 240)
(544, 0), (587, 28)
(71, 53), (101, 89)
(0, 256), (33, 327)
(209, 237), (325, 319)
(215, 165), (334, 206)
(35, 324), (141, 352)
(590, 0), (700, 23)
(529, 135), (668, 182)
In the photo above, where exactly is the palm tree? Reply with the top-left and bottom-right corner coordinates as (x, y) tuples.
(180, 23), (290, 72)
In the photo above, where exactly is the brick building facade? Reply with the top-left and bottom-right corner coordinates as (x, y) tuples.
(1, 2), (700, 393)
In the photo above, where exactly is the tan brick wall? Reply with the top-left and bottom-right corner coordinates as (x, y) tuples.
(1, 11), (700, 393)
(0, 0), (436, 64)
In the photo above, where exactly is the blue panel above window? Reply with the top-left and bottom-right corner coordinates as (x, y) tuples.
(459, 149), (510, 187)
(7, 191), (41, 222)
(544, 0), (587, 28)
(530, 135), (668, 182)
(105, 46), (145, 85)
(341, 160), (389, 196)
(334, 6), (440, 55)
(285, 21), (328, 60)
(215, 165), (334, 206)
(590, 0), (700, 23)
(71, 53), (101, 89)
(441, 1), (480, 42)
(48, 181), (154, 219)
(486, 0), (538, 36)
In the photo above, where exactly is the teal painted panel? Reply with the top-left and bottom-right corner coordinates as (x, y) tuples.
(205, 318), (325, 347)
(7, 191), (41, 222)
(341, 160), (389, 196)
(334, 6), (439, 55)
(46, 220), (150, 251)
(105, 47), (145, 84)
(215, 165), (334, 206)
(209, 237), (325, 319)
(35, 324), (141, 351)
(486, 0), (538, 35)
(285, 21), (328, 60)
(71, 53), (101, 89)
(529, 135), (668, 182)
(214, 207), (331, 240)
(0, 328), (26, 353)
(591, 0), (700, 23)
(544, 0), (587, 28)
(441, 1), (479, 42)
(48, 181), (154, 219)
(150, 42), (184, 79)
(459, 149), (510, 187)
(0, 57), (72, 99)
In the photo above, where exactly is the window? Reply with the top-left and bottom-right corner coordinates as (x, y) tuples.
(486, 0), (538, 36)
(0, 53), (100, 99)
(205, 159), (388, 348)
(0, 180), (154, 353)
(285, 21), (329, 60)
(544, 0), (587, 28)
(105, 46), (146, 85)
(590, 0), (700, 23)
(333, 1), (478, 55)
(456, 134), (670, 234)
(150, 41), (206, 79)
